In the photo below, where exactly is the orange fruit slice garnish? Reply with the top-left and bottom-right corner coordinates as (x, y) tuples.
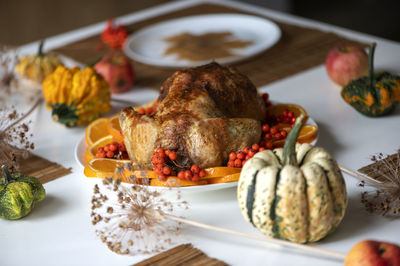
(297, 125), (318, 143)
(85, 135), (115, 163)
(203, 167), (242, 178)
(84, 158), (131, 181)
(107, 115), (124, 143)
(150, 177), (208, 187)
(85, 117), (110, 146)
(267, 103), (308, 121)
(208, 173), (240, 184)
(273, 125), (318, 148)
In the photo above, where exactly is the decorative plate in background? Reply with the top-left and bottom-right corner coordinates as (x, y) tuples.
(124, 14), (281, 68)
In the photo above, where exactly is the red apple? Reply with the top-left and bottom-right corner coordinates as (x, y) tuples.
(325, 44), (369, 86)
(94, 53), (135, 94)
(345, 240), (400, 266)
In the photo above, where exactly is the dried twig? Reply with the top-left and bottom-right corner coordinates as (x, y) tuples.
(91, 178), (346, 261)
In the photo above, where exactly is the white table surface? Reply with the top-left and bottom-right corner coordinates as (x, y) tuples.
(2, 0), (400, 265)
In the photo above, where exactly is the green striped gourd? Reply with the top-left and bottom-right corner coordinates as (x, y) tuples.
(0, 165), (46, 220)
(237, 115), (347, 243)
(341, 43), (400, 117)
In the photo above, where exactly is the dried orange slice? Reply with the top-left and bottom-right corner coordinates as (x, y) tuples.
(203, 167), (242, 178)
(107, 115), (124, 143)
(267, 103), (308, 121)
(85, 135), (115, 163)
(273, 125), (318, 147)
(85, 117), (110, 146)
(297, 125), (318, 143)
(208, 173), (240, 184)
(84, 158), (131, 180)
(150, 177), (208, 187)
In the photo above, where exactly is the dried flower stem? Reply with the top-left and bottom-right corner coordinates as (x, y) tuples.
(339, 165), (386, 188)
(164, 214), (346, 261)
(2, 97), (42, 133)
(355, 151), (400, 216)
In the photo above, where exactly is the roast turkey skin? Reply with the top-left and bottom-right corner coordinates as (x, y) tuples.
(120, 62), (266, 169)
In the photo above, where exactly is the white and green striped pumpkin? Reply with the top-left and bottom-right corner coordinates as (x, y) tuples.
(237, 115), (347, 243)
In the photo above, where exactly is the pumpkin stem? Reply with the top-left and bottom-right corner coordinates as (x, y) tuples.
(368, 43), (376, 90)
(1, 165), (11, 185)
(282, 114), (305, 166)
(50, 103), (79, 128)
(38, 40), (45, 57)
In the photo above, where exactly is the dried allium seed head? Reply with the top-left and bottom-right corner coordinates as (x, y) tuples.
(0, 106), (36, 172)
(0, 46), (20, 100)
(360, 149), (400, 217)
(91, 178), (189, 255)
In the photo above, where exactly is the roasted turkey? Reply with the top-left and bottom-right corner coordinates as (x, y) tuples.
(119, 62), (266, 169)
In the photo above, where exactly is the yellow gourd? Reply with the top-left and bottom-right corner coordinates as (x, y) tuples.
(15, 40), (62, 84)
(42, 65), (111, 127)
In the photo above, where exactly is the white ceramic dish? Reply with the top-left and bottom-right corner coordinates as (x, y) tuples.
(74, 116), (318, 192)
(74, 138), (238, 192)
(124, 14), (281, 68)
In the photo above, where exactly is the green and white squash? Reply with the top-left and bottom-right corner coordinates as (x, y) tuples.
(0, 165), (46, 220)
(237, 115), (347, 243)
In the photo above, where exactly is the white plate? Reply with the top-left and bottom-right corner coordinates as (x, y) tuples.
(74, 117), (318, 192)
(74, 137), (237, 192)
(124, 14), (281, 68)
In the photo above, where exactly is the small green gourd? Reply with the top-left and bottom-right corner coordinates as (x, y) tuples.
(341, 43), (400, 117)
(0, 165), (46, 220)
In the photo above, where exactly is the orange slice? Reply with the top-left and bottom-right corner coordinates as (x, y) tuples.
(107, 115), (124, 143)
(84, 158), (131, 181)
(208, 173), (241, 184)
(267, 103), (308, 121)
(297, 125), (318, 143)
(150, 177), (208, 187)
(85, 117), (110, 146)
(273, 125), (318, 148)
(85, 135), (115, 163)
(203, 167), (242, 178)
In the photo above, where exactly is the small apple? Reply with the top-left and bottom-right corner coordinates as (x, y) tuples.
(345, 240), (400, 266)
(325, 44), (369, 86)
(94, 53), (135, 94)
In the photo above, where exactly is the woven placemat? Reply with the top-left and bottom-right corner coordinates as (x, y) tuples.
(358, 153), (399, 182)
(19, 153), (72, 184)
(133, 244), (228, 266)
(53, 3), (366, 89)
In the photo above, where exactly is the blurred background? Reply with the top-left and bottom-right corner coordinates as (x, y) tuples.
(1, 0), (399, 46)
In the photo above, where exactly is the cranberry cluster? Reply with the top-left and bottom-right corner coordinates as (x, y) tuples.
(137, 107), (156, 116)
(260, 124), (288, 149)
(151, 148), (206, 181)
(275, 109), (297, 125)
(137, 101), (158, 116)
(177, 165), (206, 182)
(96, 142), (129, 159)
(225, 93), (299, 168)
(227, 144), (265, 168)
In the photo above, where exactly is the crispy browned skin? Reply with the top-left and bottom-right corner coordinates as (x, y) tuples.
(120, 62), (266, 169)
